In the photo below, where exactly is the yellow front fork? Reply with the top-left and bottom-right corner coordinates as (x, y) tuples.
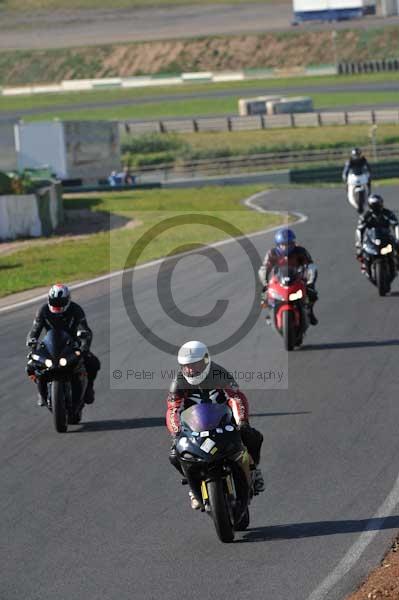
(201, 480), (209, 502)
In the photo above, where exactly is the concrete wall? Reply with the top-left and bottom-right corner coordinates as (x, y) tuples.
(0, 181), (63, 240)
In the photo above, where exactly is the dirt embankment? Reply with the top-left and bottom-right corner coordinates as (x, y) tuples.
(1, 27), (398, 85)
(347, 536), (399, 600)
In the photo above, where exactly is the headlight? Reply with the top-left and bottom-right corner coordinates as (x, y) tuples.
(289, 290), (303, 301)
(59, 358), (67, 367)
(75, 350), (81, 356)
(381, 244), (393, 255)
(32, 354), (40, 361)
(45, 359), (53, 368)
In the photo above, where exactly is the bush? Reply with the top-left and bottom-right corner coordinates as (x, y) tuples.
(0, 171), (12, 194)
(0, 171), (35, 195)
(121, 133), (188, 154)
(133, 152), (176, 167)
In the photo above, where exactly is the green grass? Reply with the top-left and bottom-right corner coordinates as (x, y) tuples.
(123, 125), (399, 160)
(0, 185), (286, 298)
(1, 72), (397, 114)
(21, 90), (399, 123)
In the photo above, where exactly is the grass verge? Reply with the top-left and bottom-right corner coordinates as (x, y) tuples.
(1, 72), (398, 115)
(0, 185), (285, 298)
(121, 125), (399, 167)
(22, 90), (399, 123)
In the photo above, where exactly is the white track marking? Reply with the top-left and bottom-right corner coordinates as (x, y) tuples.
(0, 190), (307, 314)
(307, 472), (399, 600)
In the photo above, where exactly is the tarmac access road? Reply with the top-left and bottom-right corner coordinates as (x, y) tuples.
(1, 2), (399, 49)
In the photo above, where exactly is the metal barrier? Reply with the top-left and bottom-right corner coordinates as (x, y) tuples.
(291, 160), (399, 183)
(123, 109), (399, 136)
(338, 59), (399, 75)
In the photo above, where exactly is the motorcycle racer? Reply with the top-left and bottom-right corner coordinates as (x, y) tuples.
(166, 341), (264, 509)
(356, 194), (399, 272)
(258, 228), (319, 325)
(342, 147), (371, 194)
(26, 284), (100, 406)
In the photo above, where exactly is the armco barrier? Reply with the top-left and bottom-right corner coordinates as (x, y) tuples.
(338, 59), (399, 75)
(62, 182), (161, 193)
(290, 160), (399, 184)
(124, 109), (399, 136)
(0, 65), (339, 98)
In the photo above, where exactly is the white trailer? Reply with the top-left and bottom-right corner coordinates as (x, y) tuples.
(293, 0), (376, 22)
(16, 120), (121, 183)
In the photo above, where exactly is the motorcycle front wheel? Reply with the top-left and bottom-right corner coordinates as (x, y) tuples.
(52, 381), (68, 433)
(282, 310), (295, 351)
(375, 261), (389, 296)
(207, 479), (234, 543)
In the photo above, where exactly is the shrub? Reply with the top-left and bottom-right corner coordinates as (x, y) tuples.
(0, 171), (12, 194)
(121, 133), (188, 154)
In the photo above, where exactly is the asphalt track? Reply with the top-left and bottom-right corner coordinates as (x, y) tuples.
(1, 81), (398, 122)
(1, 2), (399, 50)
(2, 187), (399, 600)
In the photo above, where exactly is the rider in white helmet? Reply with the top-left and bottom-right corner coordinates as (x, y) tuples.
(166, 341), (264, 510)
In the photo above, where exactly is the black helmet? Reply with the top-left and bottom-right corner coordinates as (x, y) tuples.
(368, 194), (384, 213)
(351, 147), (362, 158)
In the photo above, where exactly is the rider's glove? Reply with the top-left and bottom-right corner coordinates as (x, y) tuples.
(237, 421), (250, 432)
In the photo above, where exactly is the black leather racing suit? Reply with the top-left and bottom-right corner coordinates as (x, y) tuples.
(26, 302), (100, 402)
(356, 208), (399, 260)
(166, 362), (263, 473)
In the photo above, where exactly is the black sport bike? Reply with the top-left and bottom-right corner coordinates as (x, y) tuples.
(176, 403), (256, 543)
(27, 330), (88, 433)
(361, 226), (397, 296)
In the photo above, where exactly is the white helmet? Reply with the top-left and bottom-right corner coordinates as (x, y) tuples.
(178, 341), (210, 385)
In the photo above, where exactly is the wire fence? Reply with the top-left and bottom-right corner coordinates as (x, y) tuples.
(133, 143), (399, 183)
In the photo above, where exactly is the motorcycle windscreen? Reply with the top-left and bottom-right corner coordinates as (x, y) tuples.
(274, 265), (303, 285)
(181, 403), (231, 432)
(365, 227), (392, 245)
(41, 330), (74, 360)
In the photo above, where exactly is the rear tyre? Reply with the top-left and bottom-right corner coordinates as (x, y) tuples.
(282, 310), (295, 351)
(358, 190), (366, 214)
(375, 261), (388, 296)
(52, 381), (68, 433)
(207, 479), (234, 543)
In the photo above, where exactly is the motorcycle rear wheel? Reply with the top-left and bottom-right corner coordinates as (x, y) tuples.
(52, 381), (68, 433)
(207, 479), (234, 543)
